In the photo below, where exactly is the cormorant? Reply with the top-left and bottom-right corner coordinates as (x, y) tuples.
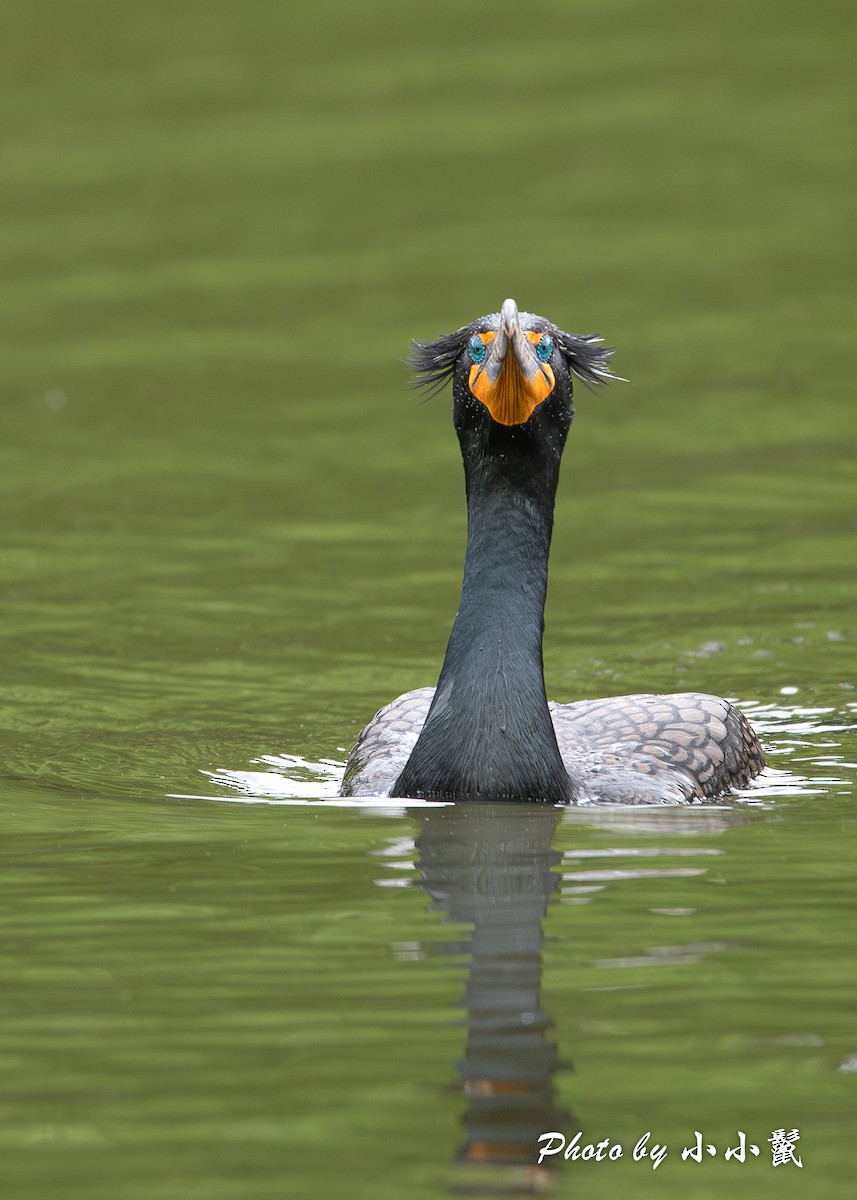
(341, 299), (764, 803)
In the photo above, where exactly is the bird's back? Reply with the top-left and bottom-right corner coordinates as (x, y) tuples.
(341, 688), (765, 802)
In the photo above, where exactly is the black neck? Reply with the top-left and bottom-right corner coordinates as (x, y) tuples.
(392, 420), (573, 802)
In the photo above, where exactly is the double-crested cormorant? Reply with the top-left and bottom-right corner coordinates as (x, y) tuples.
(341, 299), (765, 803)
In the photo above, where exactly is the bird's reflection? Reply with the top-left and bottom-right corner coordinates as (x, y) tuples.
(412, 803), (572, 1191)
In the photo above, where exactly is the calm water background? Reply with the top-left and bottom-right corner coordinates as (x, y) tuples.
(1, 1), (855, 1197)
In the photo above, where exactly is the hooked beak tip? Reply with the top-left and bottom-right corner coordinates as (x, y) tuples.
(500, 297), (518, 338)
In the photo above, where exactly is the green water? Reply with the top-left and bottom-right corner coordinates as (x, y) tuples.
(1, 0), (855, 1196)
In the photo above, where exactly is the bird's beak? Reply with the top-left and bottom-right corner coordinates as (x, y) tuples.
(468, 298), (555, 426)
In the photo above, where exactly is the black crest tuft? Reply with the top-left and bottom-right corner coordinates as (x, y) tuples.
(553, 331), (621, 388)
(408, 324), (475, 400)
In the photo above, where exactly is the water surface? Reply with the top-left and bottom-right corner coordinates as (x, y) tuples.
(1, 1), (855, 1197)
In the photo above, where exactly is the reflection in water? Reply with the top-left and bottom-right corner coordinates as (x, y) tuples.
(182, 698), (857, 1194)
(412, 804), (570, 1192)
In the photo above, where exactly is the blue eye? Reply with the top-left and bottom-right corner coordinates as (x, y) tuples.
(468, 334), (486, 363)
(536, 334), (553, 363)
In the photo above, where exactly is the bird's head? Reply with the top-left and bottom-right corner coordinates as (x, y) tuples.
(410, 299), (619, 447)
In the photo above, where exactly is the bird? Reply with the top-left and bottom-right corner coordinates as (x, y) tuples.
(341, 299), (765, 804)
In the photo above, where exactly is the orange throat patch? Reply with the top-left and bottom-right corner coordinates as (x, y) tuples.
(468, 334), (554, 426)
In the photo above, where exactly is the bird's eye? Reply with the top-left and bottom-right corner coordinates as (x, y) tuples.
(536, 334), (554, 362)
(468, 334), (487, 364)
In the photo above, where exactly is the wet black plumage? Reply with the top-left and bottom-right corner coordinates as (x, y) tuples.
(341, 300), (765, 804)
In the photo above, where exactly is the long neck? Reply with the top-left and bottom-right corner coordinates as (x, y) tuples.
(392, 428), (573, 802)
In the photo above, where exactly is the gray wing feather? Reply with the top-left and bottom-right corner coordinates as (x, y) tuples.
(340, 688), (434, 797)
(550, 692), (765, 804)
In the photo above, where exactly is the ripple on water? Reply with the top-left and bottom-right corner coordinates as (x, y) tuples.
(179, 699), (857, 809)
(738, 698), (857, 799)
